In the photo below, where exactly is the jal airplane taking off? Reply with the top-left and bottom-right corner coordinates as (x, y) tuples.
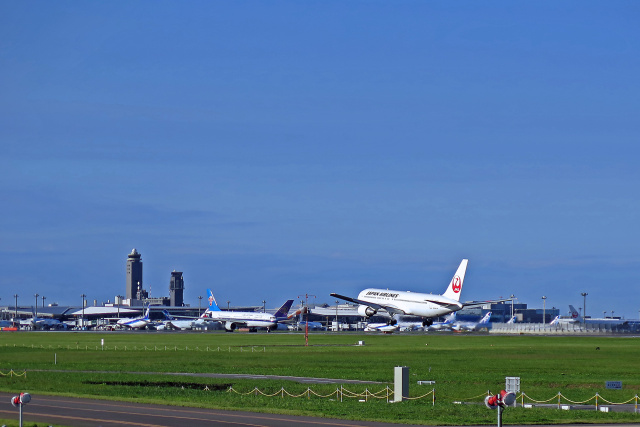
(331, 259), (504, 327)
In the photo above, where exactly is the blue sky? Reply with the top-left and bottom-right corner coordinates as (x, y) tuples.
(1, 2), (639, 318)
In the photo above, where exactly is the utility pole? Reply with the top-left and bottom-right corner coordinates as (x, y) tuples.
(510, 295), (515, 319)
(581, 292), (588, 323)
(541, 296), (547, 323)
(34, 293), (39, 318)
(81, 294), (86, 330)
(198, 296), (203, 316)
(297, 294), (316, 346)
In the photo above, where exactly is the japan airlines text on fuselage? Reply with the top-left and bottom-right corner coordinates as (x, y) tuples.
(357, 289), (463, 318)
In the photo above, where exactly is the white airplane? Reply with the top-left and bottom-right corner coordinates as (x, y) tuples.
(553, 305), (628, 326)
(20, 312), (67, 330)
(202, 289), (278, 331)
(159, 310), (206, 330)
(160, 299), (296, 331)
(292, 320), (326, 331)
(116, 305), (152, 329)
(427, 313), (457, 331)
(331, 259), (504, 327)
(452, 311), (492, 332)
(364, 322), (399, 333)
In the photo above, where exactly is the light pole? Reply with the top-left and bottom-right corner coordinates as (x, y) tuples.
(81, 294), (86, 330)
(581, 292), (588, 323)
(510, 294), (515, 320)
(611, 310), (614, 319)
(603, 311), (606, 319)
(541, 296), (547, 324)
(14, 294), (18, 321)
(198, 296), (203, 316)
(226, 300), (230, 311)
(42, 296), (46, 309)
(34, 293), (39, 318)
(335, 299), (340, 331)
(262, 300), (266, 313)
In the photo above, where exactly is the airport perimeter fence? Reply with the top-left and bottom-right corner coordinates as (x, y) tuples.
(228, 385), (436, 404)
(0, 370), (27, 377)
(1, 343), (267, 352)
(225, 386), (639, 411)
(519, 391), (639, 412)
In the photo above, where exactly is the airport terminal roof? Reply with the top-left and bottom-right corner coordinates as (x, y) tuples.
(69, 307), (141, 316)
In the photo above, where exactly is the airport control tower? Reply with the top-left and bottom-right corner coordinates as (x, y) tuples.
(126, 249), (143, 300)
(170, 270), (184, 307)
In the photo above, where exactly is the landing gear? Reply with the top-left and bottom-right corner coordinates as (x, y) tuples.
(422, 318), (433, 327)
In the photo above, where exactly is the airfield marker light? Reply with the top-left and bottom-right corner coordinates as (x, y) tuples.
(485, 390), (516, 427)
(10, 392), (31, 427)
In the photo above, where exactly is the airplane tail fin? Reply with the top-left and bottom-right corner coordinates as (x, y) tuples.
(143, 305), (151, 320)
(442, 259), (468, 301)
(444, 312), (456, 324)
(274, 299), (294, 319)
(206, 289), (221, 312)
(507, 315), (516, 324)
(550, 315), (560, 325)
(568, 305), (582, 321)
(479, 312), (492, 324)
(162, 310), (174, 320)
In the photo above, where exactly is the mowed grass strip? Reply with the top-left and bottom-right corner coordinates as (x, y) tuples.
(1, 331), (639, 425)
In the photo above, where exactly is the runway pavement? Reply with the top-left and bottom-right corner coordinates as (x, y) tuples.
(0, 392), (425, 427)
(1, 392), (636, 427)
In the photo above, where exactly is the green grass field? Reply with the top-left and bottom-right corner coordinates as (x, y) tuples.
(1, 331), (639, 425)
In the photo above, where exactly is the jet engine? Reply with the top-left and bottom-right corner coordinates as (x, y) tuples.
(224, 321), (237, 331)
(357, 305), (377, 318)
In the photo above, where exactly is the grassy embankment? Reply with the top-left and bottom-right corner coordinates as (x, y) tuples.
(1, 331), (639, 425)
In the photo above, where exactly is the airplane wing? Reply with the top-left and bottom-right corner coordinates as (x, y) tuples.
(461, 298), (511, 308)
(330, 293), (406, 316)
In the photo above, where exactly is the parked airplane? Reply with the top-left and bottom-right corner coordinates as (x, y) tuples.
(20, 312), (67, 330)
(427, 313), (457, 331)
(506, 315), (517, 324)
(452, 311), (492, 332)
(331, 259), (504, 327)
(116, 305), (152, 329)
(293, 320), (326, 331)
(364, 323), (399, 333)
(555, 305), (628, 326)
(161, 298), (296, 331)
(159, 310), (206, 330)
(202, 289), (278, 331)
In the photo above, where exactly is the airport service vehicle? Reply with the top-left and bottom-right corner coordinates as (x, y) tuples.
(332, 259), (505, 327)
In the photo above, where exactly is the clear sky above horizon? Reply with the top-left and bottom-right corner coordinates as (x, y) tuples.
(1, 2), (639, 318)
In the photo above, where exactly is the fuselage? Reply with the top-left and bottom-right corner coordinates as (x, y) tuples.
(357, 288), (463, 318)
(203, 311), (277, 329)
